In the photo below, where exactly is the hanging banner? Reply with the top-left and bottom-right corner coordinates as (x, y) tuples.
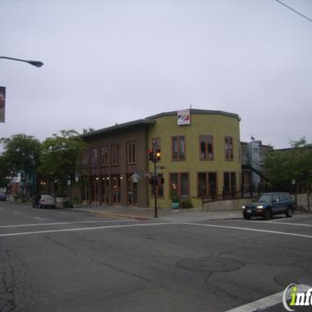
(0, 86), (6, 123)
(177, 109), (191, 125)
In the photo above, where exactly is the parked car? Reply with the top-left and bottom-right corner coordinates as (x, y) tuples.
(0, 192), (6, 201)
(32, 194), (56, 209)
(242, 192), (296, 220)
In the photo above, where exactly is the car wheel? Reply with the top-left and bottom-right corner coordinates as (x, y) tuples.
(243, 214), (251, 220)
(263, 208), (272, 220)
(286, 206), (294, 217)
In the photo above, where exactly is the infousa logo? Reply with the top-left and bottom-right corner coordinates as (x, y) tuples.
(283, 283), (312, 311)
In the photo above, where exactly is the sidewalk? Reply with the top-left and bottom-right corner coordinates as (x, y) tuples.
(72, 205), (242, 222)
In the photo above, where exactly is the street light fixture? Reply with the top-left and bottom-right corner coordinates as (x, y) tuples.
(0, 56), (44, 68)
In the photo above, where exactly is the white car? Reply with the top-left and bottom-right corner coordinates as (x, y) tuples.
(33, 195), (56, 209)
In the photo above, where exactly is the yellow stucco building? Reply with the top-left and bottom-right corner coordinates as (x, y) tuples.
(147, 109), (241, 208)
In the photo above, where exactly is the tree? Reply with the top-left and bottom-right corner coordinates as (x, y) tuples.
(0, 134), (41, 195)
(82, 127), (95, 134)
(0, 155), (11, 188)
(265, 138), (312, 192)
(38, 130), (85, 196)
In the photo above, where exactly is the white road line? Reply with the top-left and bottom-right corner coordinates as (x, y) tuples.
(1, 221), (311, 239)
(181, 222), (312, 239)
(232, 219), (312, 227)
(0, 222), (176, 238)
(34, 217), (46, 221)
(268, 221), (312, 227)
(0, 219), (135, 229)
(13, 211), (20, 214)
(226, 284), (311, 312)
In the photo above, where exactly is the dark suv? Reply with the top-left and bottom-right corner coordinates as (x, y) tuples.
(242, 192), (296, 220)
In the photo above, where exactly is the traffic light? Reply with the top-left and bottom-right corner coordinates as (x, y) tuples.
(148, 149), (154, 161)
(156, 149), (161, 161)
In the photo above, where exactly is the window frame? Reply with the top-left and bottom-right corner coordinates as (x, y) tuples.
(126, 141), (136, 164)
(172, 136), (186, 161)
(225, 136), (234, 160)
(169, 172), (189, 197)
(199, 135), (214, 160)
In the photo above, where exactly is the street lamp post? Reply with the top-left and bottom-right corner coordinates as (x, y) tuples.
(0, 56), (43, 68)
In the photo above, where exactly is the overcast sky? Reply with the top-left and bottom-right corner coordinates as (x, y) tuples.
(0, 0), (311, 148)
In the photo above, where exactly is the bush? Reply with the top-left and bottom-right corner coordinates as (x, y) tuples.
(180, 197), (193, 209)
(62, 200), (74, 208)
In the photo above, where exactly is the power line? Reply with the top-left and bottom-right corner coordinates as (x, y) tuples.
(276, 0), (312, 24)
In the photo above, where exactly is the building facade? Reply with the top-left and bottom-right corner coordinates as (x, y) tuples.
(79, 109), (241, 208)
(241, 140), (272, 195)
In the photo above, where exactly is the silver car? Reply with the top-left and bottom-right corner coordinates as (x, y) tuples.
(33, 194), (56, 209)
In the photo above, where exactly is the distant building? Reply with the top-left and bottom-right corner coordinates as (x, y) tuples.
(79, 109), (241, 208)
(241, 140), (272, 195)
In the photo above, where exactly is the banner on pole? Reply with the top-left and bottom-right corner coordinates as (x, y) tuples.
(0, 86), (6, 123)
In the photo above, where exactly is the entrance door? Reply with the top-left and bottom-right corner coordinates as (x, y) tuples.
(112, 175), (121, 204)
(127, 173), (138, 206)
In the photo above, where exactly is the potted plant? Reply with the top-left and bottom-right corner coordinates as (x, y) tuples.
(171, 193), (180, 209)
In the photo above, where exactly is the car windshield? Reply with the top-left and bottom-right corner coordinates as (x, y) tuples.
(258, 194), (272, 203)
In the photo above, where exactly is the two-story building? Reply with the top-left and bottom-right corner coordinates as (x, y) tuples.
(79, 109), (241, 208)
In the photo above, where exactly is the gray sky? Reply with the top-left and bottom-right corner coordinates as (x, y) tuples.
(0, 0), (311, 148)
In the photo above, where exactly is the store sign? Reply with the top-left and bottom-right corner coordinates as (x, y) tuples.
(0, 86), (6, 123)
(177, 109), (191, 125)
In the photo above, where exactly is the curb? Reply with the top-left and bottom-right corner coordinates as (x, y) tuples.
(88, 211), (153, 221)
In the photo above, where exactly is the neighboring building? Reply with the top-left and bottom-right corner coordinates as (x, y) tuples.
(80, 119), (154, 208)
(241, 140), (272, 195)
(79, 109), (241, 208)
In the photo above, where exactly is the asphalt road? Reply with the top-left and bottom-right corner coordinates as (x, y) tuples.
(1, 201), (312, 312)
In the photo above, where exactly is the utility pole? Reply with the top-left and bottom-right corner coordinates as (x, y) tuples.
(148, 146), (161, 218)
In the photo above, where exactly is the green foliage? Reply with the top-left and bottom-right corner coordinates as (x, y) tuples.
(0, 134), (41, 177)
(265, 137), (312, 190)
(180, 197), (193, 209)
(62, 199), (74, 208)
(0, 155), (11, 188)
(38, 130), (85, 193)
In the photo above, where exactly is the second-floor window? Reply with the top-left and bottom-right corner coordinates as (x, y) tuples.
(200, 135), (214, 160)
(172, 136), (185, 161)
(127, 141), (136, 164)
(82, 149), (89, 167)
(225, 136), (234, 160)
(101, 146), (109, 166)
(91, 148), (98, 167)
(111, 144), (120, 165)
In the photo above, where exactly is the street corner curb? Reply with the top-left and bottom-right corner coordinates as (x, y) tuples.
(89, 211), (152, 221)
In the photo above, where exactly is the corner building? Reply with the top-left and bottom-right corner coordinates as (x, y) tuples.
(80, 109), (241, 209)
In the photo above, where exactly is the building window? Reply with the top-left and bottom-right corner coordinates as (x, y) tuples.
(223, 172), (236, 197)
(198, 172), (217, 197)
(91, 148), (98, 167)
(157, 174), (164, 198)
(150, 173), (164, 198)
(127, 141), (136, 164)
(199, 135), (214, 160)
(170, 173), (189, 197)
(152, 137), (161, 149)
(172, 136), (185, 161)
(82, 149), (89, 167)
(111, 144), (120, 165)
(225, 136), (234, 160)
(101, 146), (109, 167)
